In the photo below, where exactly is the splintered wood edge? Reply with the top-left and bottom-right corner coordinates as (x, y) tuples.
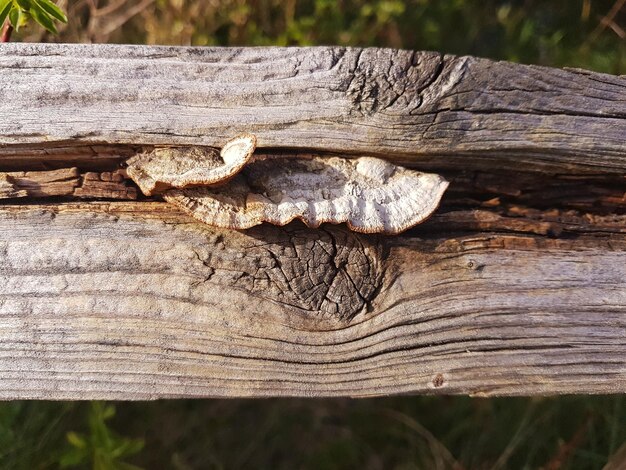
(0, 168), (138, 200)
(0, 174), (28, 199)
(126, 134), (257, 196)
(164, 156), (450, 234)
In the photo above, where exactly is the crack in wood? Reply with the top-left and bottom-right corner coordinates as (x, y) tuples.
(345, 49), (445, 116)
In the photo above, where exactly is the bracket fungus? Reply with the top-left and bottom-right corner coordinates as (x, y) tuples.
(126, 134), (256, 195)
(126, 135), (449, 234)
(165, 156), (449, 235)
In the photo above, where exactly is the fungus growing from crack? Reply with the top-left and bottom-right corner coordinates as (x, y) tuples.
(125, 135), (449, 234)
(163, 155), (449, 234)
(126, 134), (256, 196)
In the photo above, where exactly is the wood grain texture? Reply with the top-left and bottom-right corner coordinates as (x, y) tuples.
(0, 201), (624, 399)
(0, 44), (624, 399)
(1, 44), (625, 173)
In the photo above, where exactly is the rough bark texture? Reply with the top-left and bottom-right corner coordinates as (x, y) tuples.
(0, 44), (625, 399)
(1, 44), (625, 173)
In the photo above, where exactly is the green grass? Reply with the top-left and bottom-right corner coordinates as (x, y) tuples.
(1, 396), (624, 469)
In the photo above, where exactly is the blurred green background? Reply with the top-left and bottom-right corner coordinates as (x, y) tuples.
(13, 0), (626, 73)
(1, 396), (625, 469)
(4, 1), (626, 469)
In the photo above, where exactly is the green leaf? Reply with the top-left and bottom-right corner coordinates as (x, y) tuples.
(15, 0), (31, 10)
(29, 4), (57, 33)
(34, 0), (66, 23)
(8, 5), (22, 30)
(66, 431), (87, 448)
(0, 0), (10, 15)
(112, 438), (144, 458)
(59, 446), (89, 468)
(102, 404), (116, 420)
(0, 1), (12, 27)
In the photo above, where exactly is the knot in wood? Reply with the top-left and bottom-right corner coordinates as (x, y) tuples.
(345, 49), (443, 116)
(243, 225), (382, 322)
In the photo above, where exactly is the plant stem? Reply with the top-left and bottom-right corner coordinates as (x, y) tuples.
(1, 21), (13, 42)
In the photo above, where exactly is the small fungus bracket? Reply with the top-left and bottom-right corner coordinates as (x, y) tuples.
(126, 135), (256, 196)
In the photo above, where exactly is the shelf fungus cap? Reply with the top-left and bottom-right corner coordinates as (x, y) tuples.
(126, 134), (256, 195)
(164, 155), (449, 234)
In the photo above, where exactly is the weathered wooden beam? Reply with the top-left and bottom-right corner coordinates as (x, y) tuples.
(0, 44), (624, 399)
(1, 44), (625, 173)
(0, 202), (624, 399)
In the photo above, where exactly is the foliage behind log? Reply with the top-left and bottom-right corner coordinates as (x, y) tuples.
(12, 0), (626, 74)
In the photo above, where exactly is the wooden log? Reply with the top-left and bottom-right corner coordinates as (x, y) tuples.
(0, 43), (624, 399)
(1, 44), (625, 173)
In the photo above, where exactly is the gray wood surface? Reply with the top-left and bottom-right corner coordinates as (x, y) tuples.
(1, 43), (625, 173)
(0, 44), (625, 398)
(0, 202), (624, 399)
